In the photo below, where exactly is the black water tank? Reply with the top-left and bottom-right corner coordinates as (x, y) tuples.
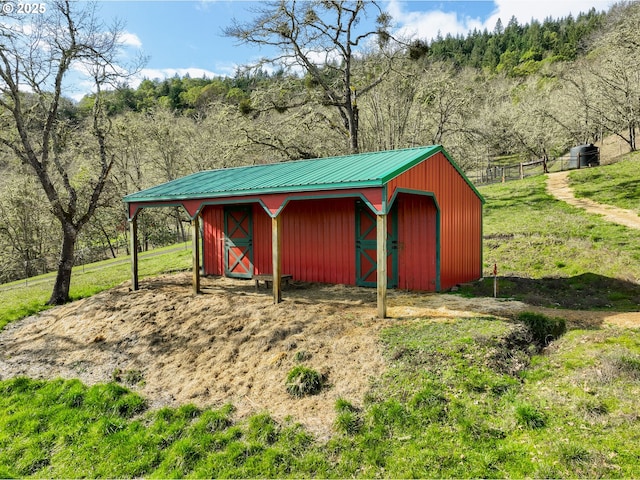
(569, 144), (600, 169)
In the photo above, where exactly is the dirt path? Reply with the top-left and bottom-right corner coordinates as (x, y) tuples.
(546, 171), (640, 230)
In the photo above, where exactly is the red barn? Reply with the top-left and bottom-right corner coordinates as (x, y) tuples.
(124, 145), (484, 317)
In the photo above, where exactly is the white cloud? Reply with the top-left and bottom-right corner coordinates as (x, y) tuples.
(120, 31), (143, 48)
(488, 0), (613, 26)
(389, 1), (484, 42)
(388, 0), (615, 43)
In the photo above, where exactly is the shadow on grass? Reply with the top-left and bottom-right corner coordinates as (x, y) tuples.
(459, 273), (640, 312)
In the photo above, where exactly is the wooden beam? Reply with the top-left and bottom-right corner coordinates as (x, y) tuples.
(272, 214), (282, 303)
(192, 215), (201, 294)
(377, 213), (387, 318)
(129, 216), (139, 291)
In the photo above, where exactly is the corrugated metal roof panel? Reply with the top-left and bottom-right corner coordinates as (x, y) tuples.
(123, 145), (444, 203)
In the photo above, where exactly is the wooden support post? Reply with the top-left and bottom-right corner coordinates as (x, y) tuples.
(377, 213), (387, 318)
(129, 216), (139, 291)
(192, 215), (201, 294)
(272, 215), (282, 304)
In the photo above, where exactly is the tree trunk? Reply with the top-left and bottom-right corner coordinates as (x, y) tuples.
(349, 104), (359, 153)
(48, 223), (78, 305)
(100, 223), (117, 258)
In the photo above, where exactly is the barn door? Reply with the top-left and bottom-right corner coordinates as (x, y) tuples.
(224, 206), (254, 278)
(355, 201), (398, 288)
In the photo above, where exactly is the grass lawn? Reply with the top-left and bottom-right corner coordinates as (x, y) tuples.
(569, 153), (640, 215)
(465, 173), (640, 310)
(0, 244), (192, 331)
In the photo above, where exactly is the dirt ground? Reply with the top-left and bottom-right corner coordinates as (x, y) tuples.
(1, 274), (639, 439)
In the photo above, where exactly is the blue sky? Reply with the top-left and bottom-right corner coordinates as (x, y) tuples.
(78, 0), (614, 98)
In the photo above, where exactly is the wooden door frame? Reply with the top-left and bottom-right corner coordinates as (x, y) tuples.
(355, 200), (398, 288)
(223, 205), (254, 278)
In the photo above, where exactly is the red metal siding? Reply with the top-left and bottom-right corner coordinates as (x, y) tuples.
(275, 198), (356, 285)
(387, 152), (482, 290)
(202, 205), (224, 276)
(252, 204), (272, 275)
(395, 193), (438, 291)
(204, 199), (357, 285)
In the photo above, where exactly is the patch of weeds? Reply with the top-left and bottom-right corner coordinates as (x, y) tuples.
(285, 366), (323, 397)
(514, 402), (547, 429)
(334, 399), (362, 435)
(578, 397), (610, 417)
(560, 443), (591, 465)
(112, 368), (145, 386)
(246, 413), (279, 445)
(517, 312), (566, 348)
(84, 383), (148, 418)
(192, 405), (234, 435)
(615, 354), (640, 380)
(367, 399), (410, 431)
(409, 384), (448, 423)
(462, 367), (518, 395)
(155, 437), (202, 477)
(293, 350), (312, 362)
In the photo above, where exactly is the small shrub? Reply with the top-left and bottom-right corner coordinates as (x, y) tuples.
(517, 312), (566, 347)
(285, 366), (323, 397)
(515, 403), (547, 429)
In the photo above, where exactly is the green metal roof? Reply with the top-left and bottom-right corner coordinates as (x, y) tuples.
(124, 145), (473, 204)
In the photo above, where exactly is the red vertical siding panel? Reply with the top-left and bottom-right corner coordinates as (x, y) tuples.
(253, 204), (272, 275)
(280, 198), (355, 285)
(387, 152), (483, 290)
(396, 194), (437, 291)
(202, 205), (224, 276)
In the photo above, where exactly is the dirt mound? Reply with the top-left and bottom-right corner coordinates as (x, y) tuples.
(1, 274), (638, 438)
(0, 275), (389, 438)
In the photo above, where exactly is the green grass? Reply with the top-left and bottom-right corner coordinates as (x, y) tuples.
(569, 154), (640, 215)
(468, 170), (640, 309)
(2, 316), (639, 477)
(0, 244), (191, 331)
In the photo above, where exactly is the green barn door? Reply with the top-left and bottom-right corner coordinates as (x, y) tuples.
(224, 206), (254, 279)
(355, 201), (398, 288)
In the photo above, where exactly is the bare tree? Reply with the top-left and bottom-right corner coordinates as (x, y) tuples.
(584, 2), (640, 151)
(225, 0), (394, 153)
(0, 0), (144, 304)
